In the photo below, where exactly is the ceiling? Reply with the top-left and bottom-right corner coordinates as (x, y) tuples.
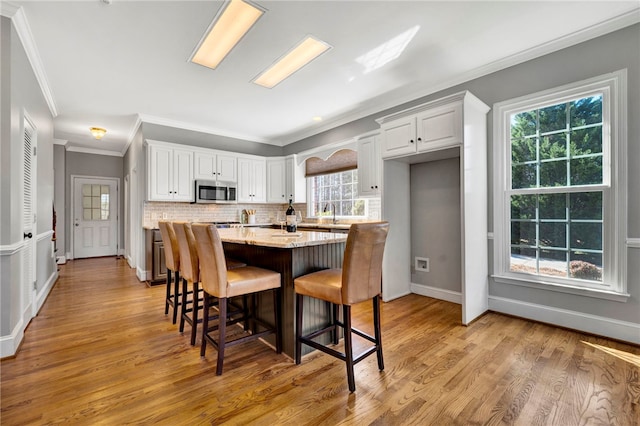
(6, 1), (640, 156)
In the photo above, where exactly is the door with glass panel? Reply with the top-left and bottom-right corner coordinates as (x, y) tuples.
(73, 177), (118, 258)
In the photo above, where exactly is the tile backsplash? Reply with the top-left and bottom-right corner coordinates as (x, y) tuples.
(143, 198), (381, 229)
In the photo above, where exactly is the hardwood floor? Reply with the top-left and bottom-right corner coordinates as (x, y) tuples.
(2, 257), (638, 425)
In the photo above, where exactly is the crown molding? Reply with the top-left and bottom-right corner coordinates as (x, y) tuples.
(66, 146), (124, 157)
(121, 115), (142, 156)
(52, 139), (68, 146)
(279, 9), (640, 146)
(3, 4), (58, 117)
(139, 114), (280, 147)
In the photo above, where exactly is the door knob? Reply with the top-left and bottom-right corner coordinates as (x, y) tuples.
(23, 232), (33, 239)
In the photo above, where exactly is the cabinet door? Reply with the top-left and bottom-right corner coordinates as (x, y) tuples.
(381, 117), (417, 159)
(416, 103), (462, 152)
(267, 158), (286, 203)
(148, 144), (173, 201)
(285, 156), (306, 203)
(358, 135), (380, 197)
(194, 151), (216, 180)
(217, 154), (237, 182)
(237, 158), (253, 202)
(252, 159), (266, 203)
(172, 148), (194, 201)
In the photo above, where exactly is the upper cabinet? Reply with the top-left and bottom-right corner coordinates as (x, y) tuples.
(237, 156), (266, 203)
(194, 150), (237, 182)
(357, 134), (381, 197)
(267, 155), (306, 204)
(147, 141), (194, 202)
(285, 155), (306, 203)
(378, 100), (462, 159)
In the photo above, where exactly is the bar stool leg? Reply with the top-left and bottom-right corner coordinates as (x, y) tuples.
(216, 297), (228, 376)
(343, 304), (356, 392)
(295, 293), (303, 365)
(190, 281), (199, 346)
(373, 295), (384, 371)
(172, 271), (181, 325)
(200, 292), (210, 357)
(165, 270), (172, 315)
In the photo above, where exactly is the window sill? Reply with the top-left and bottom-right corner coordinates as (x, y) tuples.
(492, 274), (630, 302)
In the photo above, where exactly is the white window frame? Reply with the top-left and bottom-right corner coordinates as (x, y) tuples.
(492, 70), (628, 301)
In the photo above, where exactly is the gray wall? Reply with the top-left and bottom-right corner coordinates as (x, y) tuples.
(287, 24), (640, 326)
(410, 158), (461, 292)
(64, 151), (124, 257)
(1, 16), (55, 338)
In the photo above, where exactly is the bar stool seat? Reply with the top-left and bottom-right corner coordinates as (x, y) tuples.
(192, 223), (282, 376)
(294, 222), (389, 393)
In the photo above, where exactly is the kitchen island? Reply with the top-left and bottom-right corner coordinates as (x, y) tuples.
(217, 227), (348, 358)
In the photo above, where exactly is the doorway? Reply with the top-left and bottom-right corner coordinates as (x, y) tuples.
(71, 176), (119, 259)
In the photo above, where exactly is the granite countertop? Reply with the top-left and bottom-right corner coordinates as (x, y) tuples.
(295, 222), (352, 230)
(217, 227), (347, 249)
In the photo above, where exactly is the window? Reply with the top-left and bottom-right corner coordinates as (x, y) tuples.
(307, 169), (367, 218)
(82, 184), (110, 220)
(493, 70), (627, 298)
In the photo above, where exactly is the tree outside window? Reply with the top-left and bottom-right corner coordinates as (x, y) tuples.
(308, 170), (367, 218)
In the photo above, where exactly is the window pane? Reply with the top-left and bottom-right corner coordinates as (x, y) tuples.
(512, 163), (537, 189)
(540, 160), (567, 187)
(82, 184), (92, 196)
(570, 223), (602, 251)
(539, 193), (566, 220)
(511, 221), (536, 246)
(570, 252), (602, 281)
(511, 137), (536, 163)
(539, 249), (568, 277)
(570, 128), (602, 155)
(511, 194), (536, 219)
(540, 133), (566, 160)
(308, 169), (366, 218)
(570, 95), (602, 127)
(92, 184), (100, 196)
(570, 156), (602, 185)
(510, 247), (537, 274)
(511, 111), (537, 138)
(540, 222), (566, 248)
(570, 192), (602, 220)
(539, 103), (567, 133)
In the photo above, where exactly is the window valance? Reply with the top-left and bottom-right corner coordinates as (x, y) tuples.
(305, 148), (357, 177)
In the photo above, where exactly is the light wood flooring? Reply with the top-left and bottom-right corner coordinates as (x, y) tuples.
(1, 257), (639, 425)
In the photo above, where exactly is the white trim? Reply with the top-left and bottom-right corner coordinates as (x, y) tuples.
(280, 10), (640, 146)
(0, 241), (23, 256)
(411, 283), (462, 305)
(36, 229), (53, 242)
(136, 266), (147, 282)
(2, 5), (58, 117)
(56, 255), (66, 265)
(489, 295), (640, 345)
(52, 139), (68, 146)
(66, 146), (123, 157)
(627, 238), (640, 248)
(121, 115), (143, 156)
(0, 317), (25, 358)
(295, 137), (357, 165)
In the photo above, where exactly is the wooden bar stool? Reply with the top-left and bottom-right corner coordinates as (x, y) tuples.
(294, 222), (389, 392)
(192, 223), (282, 375)
(158, 221), (181, 324)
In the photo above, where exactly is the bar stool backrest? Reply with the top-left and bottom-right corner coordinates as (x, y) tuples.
(158, 221), (180, 272)
(173, 222), (199, 284)
(341, 222), (389, 305)
(191, 224), (229, 298)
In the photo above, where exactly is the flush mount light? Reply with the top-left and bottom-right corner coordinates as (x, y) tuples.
(253, 36), (331, 88)
(312, 116), (323, 122)
(89, 127), (107, 140)
(190, 0), (265, 70)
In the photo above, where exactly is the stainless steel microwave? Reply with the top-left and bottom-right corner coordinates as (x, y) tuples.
(193, 180), (237, 204)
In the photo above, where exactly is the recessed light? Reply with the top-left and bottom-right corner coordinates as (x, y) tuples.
(312, 116), (323, 122)
(190, 0), (265, 70)
(253, 36), (331, 88)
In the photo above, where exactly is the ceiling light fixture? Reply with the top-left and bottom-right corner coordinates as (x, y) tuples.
(253, 36), (332, 89)
(89, 127), (107, 140)
(189, 0), (265, 70)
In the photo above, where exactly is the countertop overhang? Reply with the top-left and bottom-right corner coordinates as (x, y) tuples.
(218, 227), (347, 249)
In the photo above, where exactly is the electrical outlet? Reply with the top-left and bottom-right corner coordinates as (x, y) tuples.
(415, 257), (429, 272)
(162, 212), (168, 219)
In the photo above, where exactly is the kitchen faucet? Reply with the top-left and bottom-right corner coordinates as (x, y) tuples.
(323, 203), (336, 224)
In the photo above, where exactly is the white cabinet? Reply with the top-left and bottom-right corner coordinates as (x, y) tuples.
(147, 142), (194, 202)
(194, 150), (237, 182)
(379, 101), (462, 159)
(238, 157), (266, 203)
(377, 91), (490, 325)
(357, 134), (381, 197)
(266, 155), (307, 204)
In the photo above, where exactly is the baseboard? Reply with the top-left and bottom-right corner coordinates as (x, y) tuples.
(382, 289), (411, 302)
(136, 267), (147, 282)
(35, 270), (58, 314)
(489, 295), (640, 345)
(411, 283), (462, 304)
(0, 317), (25, 358)
(126, 255), (134, 268)
(56, 255), (67, 265)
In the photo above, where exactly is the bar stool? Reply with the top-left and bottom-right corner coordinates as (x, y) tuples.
(173, 222), (247, 346)
(191, 223), (282, 375)
(294, 222), (389, 392)
(158, 221), (180, 324)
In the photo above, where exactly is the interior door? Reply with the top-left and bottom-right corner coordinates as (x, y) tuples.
(73, 177), (118, 258)
(23, 115), (37, 316)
